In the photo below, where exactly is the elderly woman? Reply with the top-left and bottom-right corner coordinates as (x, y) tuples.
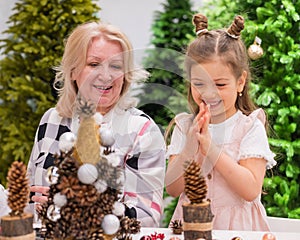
(27, 21), (166, 227)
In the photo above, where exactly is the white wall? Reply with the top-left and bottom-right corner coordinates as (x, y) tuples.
(0, 0), (204, 60)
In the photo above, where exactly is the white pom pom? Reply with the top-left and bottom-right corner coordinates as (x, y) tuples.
(99, 127), (115, 147)
(53, 193), (67, 207)
(112, 201), (125, 216)
(58, 132), (77, 153)
(94, 179), (107, 193)
(106, 153), (121, 167)
(101, 214), (120, 235)
(77, 163), (98, 184)
(116, 171), (125, 185)
(94, 112), (103, 125)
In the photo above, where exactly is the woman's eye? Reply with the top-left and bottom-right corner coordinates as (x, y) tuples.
(216, 83), (226, 87)
(88, 62), (100, 67)
(110, 64), (122, 70)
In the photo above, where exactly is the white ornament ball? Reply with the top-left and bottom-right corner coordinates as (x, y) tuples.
(112, 201), (125, 216)
(77, 163), (98, 184)
(53, 193), (67, 207)
(99, 128), (115, 147)
(58, 132), (77, 153)
(94, 112), (103, 125)
(101, 214), (120, 235)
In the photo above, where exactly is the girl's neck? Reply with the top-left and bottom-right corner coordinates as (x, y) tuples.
(210, 108), (238, 124)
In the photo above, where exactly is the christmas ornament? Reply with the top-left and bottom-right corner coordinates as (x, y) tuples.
(262, 233), (276, 240)
(182, 160), (214, 240)
(58, 132), (76, 152)
(46, 166), (59, 184)
(140, 236), (152, 240)
(248, 36), (263, 60)
(46, 204), (61, 222)
(77, 163), (98, 184)
(101, 214), (120, 235)
(0, 161), (35, 239)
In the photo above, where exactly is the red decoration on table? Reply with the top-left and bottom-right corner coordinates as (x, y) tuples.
(262, 233), (276, 240)
(151, 232), (165, 240)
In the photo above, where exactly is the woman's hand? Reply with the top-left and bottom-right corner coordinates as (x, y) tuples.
(30, 185), (49, 205)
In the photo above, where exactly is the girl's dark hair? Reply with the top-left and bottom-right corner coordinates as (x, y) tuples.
(185, 13), (257, 116)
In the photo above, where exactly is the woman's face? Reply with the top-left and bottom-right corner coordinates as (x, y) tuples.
(190, 59), (246, 123)
(75, 36), (125, 114)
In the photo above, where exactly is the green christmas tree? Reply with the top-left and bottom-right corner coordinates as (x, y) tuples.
(138, 0), (195, 129)
(0, 0), (100, 185)
(202, 0), (300, 218)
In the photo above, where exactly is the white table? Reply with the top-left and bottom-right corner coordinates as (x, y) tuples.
(133, 227), (300, 240)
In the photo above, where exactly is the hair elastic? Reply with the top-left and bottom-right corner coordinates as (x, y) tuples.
(196, 29), (208, 36)
(226, 31), (239, 39)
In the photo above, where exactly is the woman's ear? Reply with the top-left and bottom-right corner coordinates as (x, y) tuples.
(237, 70), (247, 92)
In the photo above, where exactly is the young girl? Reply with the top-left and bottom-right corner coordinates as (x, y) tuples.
(165, 13), (276, 231)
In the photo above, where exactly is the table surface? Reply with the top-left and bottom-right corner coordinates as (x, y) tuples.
(132, 227), (300, 240)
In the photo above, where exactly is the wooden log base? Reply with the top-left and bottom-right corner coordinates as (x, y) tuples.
(182, 201), (214, 240)
(0, 232), (35, 240)
(0, 213), (34, 238)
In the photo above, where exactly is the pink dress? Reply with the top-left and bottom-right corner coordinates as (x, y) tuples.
(167, 109), (276, 231)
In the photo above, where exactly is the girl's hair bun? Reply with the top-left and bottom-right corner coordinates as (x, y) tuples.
(192, 13), (208, 36)
(227, 15), (244, 39)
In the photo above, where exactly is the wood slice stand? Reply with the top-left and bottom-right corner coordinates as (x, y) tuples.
(182, 200), (214, 240)
(0, 213), (35, 240)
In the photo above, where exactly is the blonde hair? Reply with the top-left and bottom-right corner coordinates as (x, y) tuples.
(54, 21), (148, 118)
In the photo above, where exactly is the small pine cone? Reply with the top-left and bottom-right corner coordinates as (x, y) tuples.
(56, 175), (79, 199)
(7, 161), (30, 215)
(76, 95), (96, 118)
(85, 205), (104, 228)
(119, 216), (141, 236)
(58, 152), (79, 176)
(184, 160), (207, 204)
(170, 219), (183, 234)
(127, 218), (141, 234)
(74, 184), (99, 207)
(88, 229), (105, 240)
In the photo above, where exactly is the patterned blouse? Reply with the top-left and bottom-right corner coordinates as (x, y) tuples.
(27, 104), (166, 227)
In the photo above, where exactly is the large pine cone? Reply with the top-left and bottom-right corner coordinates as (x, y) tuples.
(184, 160), (207, 204)
(7, 161), (30, 215)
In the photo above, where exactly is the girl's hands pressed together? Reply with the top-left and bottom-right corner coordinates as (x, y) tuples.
(195, 102), (212, 157)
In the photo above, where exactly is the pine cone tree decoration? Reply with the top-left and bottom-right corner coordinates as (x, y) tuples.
(170, 219), (183, 234)
(184, 160), (207, 204)
(37, 96), (141, 240)
(6, 161), (30, 216)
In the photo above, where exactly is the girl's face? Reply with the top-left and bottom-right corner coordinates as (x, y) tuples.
(190, 59), (246, 123)
(75, 37), (125, 114)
